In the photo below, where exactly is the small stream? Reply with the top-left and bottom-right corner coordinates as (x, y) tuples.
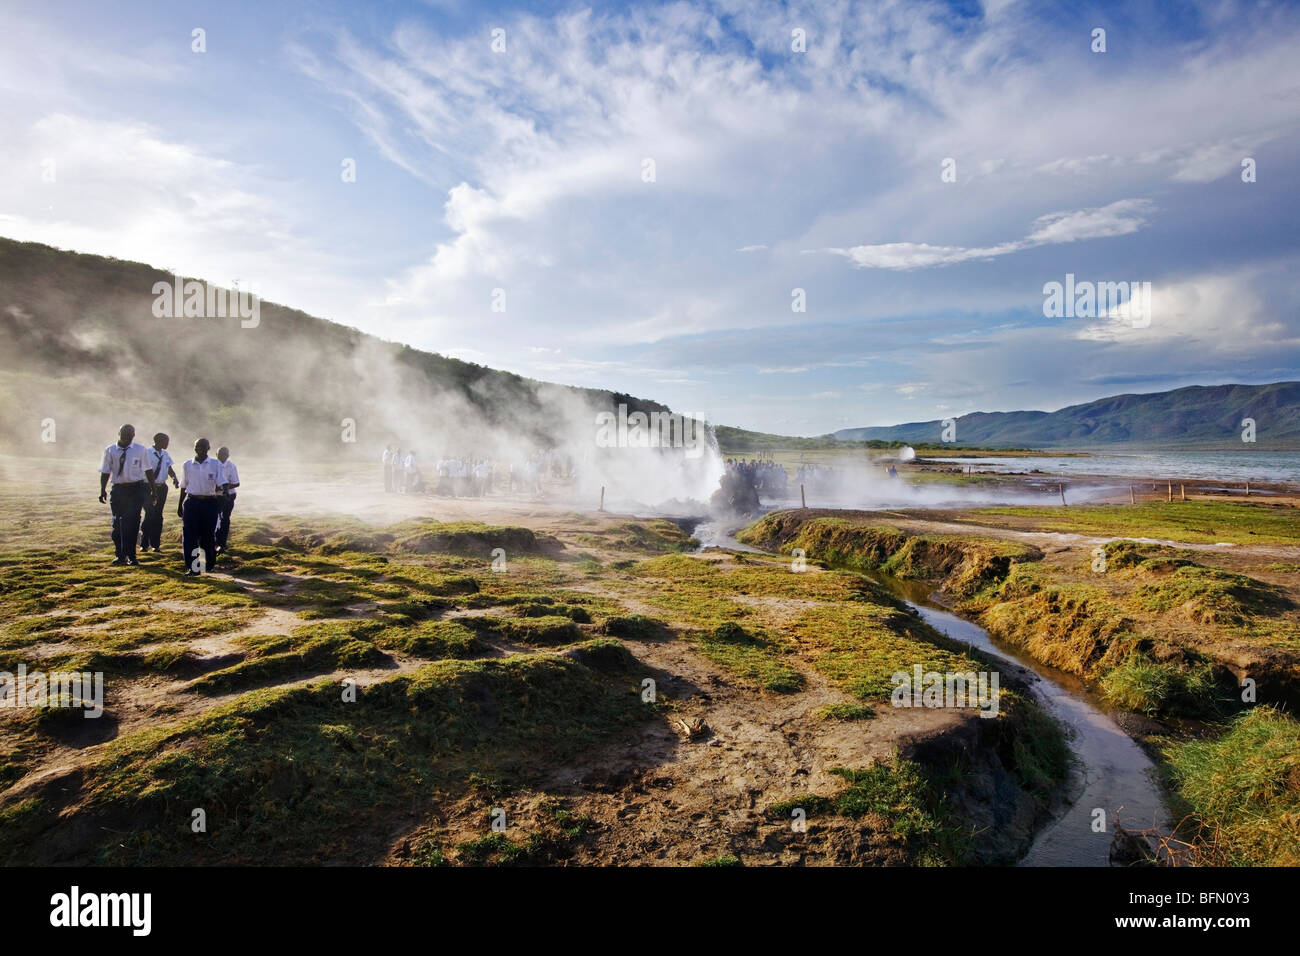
(692, 518), (1172, 866)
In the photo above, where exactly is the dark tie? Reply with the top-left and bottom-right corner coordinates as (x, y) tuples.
(118, 447), (127, 476)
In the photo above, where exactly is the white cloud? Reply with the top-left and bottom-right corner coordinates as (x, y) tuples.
(821, 200), (1153, 271)
(1074, 269), (1296, 347)
(0, 114), (351, 316)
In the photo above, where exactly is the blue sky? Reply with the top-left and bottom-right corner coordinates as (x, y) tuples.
(3, 0), (1298, 434)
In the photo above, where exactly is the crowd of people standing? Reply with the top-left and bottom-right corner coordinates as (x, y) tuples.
(381, 445), (575, 498)
(724, 457), (789, 498)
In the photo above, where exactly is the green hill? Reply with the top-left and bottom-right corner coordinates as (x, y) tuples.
(833, 383), (1300, 449)
(0, 238), (675, 458)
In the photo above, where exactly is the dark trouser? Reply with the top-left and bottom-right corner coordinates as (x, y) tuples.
(109, 482), (147, 559)
(140, 484), (168, 550)
(182, 497), (220, 573)
(216, 493), (237, 551)
(383, 464), (392, 492)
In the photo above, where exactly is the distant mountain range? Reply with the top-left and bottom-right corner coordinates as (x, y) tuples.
(833, 382), (1300, 449)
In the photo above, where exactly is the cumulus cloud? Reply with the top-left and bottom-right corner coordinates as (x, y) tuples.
(1074, 270), (1297, 347)
(0, 113), (352, 316)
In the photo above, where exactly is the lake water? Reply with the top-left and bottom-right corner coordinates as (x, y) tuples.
(926, 450), (1300, 484)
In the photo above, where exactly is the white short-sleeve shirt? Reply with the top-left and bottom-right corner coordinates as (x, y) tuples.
(219, 459), (240, 490)
(100, 442), (152, 484)
(147, 447), (173, 486)
(181, 457), (223, 496)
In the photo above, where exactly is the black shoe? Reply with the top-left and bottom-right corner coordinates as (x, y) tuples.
(184, 569), (200, 577)
(112, 557), (127, 566)
(125, 556), (139, 566)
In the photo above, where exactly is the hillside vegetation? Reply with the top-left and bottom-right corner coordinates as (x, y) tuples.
(0, 238), (673, 456)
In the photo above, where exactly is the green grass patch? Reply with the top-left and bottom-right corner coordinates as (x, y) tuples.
(0, 650), (650, 865)
(976, 501), (1300, 546)
(475, 615), (586, 646)
(769, 759), (973, 866)
(373, 619), (485, 660)
(814, 703), (877, 721)
(1160, 707), (1300, 866)
(698, 622), (805, 694)
(1100, 654), (1230, 718)
(787, 603), (981, 702)
(185, 624), (389, 694)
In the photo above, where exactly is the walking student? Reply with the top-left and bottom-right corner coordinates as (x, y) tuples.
(98, 423), (153, 566)
(215, 446), (240, 558)
(140, 432), (179, 553)
(177, 438), (223, 576)
(382, 445), (395, 492)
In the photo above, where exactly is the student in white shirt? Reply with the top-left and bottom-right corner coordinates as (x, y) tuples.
(98, 423), (155, 566)
(140, 432), (180, 553)
(215, 446), (241, 557)
(176, 438), (223, 575)
(382, 445), (395, 493)
(404, 450), (421, 494)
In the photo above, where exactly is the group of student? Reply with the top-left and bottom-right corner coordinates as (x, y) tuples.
(98, 424), (241, 575)
(381, 444), (587, 499)
(381, 446), (497, 497)
(382, 446), (420, 493)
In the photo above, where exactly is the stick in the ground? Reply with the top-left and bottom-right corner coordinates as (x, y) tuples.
(801, 483), (806, 509)
(599, 486), (605, 512)
(1130, 485), (1135, 505)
